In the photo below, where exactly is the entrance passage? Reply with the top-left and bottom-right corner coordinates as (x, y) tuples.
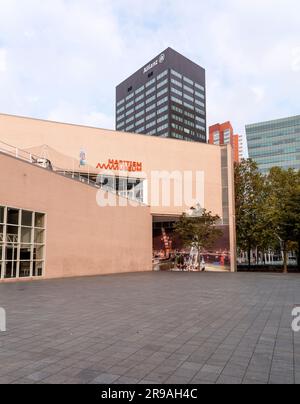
(152, 215), (231, 272)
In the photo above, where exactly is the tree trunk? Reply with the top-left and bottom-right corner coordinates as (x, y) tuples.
(198, 248), (202, 271)
(283, 245), (288, 274)
(248, 248), (251, 271)
(298, 240), (300, 272)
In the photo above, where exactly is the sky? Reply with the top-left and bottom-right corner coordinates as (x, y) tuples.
(0, 0), (300, 155)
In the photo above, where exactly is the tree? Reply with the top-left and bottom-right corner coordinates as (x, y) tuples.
(235, 159), (271, 269)
(174, 208), (223, 267)
(265, 168), (300, 273)
(282, 182), (300, 271)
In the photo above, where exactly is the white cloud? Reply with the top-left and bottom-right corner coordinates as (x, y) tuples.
(292, 47), (300, 72)
(0, 49), (7, 72)
(47, 101), (114, 129)
(0, 0), (299, 138)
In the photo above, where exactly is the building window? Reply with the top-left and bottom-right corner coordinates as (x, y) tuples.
(135, 110), (144, 119)
(126, 116), (134, 124)
(171, 87), (183, 97)
(224, 129), (231, 144)
(195, 91), (205, 100)
(157, 70), (168, 81)
(135, 94), (144, 103)
(157, 114), (168, 124)
(0, 206), (46, 279)
(126, 108), (134, 117)
(157, 88), (168, 98)
(146, 103), (156, 113)
(195, 99), (205, 107)
(184, 85), (194, 94)
(126, 124), (135, 131)
(184, 119), (195, 127)
(117, 99), (125, 107)
(172, 114), (183, 123)
(146, 78), (156, 88)
(157, 96), (168, 107)
(183, 93), (194, 103)
(195, 83), (205, 92)
(171, 78), (182, 88)
(172, 105), (183, 114)
(214, 132), (220, 145)
(146, 120), (156, 129)
(135, 126), (145, 133)
(126, 100), (134, 109)
(171, 69), (182, 80)
(171, 96), (183, 105)
(146, 113), (156, 121)
(157, 123), (169, 133)
(135, 102), (145, 111)
(146, 87), (156, 96)
(184, 111), (195, 119)
(171, 132), (184, 139)
(126, 93), (134, 101)
(183, 102), (194, 110)
(157, 78), (168, 89)
(136, 118), (145, 126)
(183, 76), (194, 86)
(117, 106), (125, 114)
(196, 116), (205, 124)
(157, 105), (168, 115)
(135, 85), (145, 95)
(146, 129), (157, 136)
(117, 114), (125, 122)
(196, 124), (206, 132)
(146, 95), (156, 105)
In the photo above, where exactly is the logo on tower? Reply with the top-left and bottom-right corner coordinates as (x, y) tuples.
(159, 53), (166, 64)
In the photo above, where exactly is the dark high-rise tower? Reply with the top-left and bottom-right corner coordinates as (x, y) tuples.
(116, 48), (207, 143)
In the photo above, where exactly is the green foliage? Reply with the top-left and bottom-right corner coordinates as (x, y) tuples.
(174, 209), (223, 253)
(235, 160), (300, 271)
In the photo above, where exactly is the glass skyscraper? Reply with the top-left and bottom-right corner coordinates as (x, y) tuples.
(246, 115), (300, 173)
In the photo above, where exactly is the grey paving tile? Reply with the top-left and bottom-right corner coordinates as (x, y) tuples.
(0, 272), (299, 385)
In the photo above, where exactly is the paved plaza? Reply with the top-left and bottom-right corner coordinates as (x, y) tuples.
(0, 272), (300, 384)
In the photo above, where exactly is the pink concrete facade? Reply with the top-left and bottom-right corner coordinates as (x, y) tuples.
(0, 113), (237, 275)
(0, 152), (152, 281)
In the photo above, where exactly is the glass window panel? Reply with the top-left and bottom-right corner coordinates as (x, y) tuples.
(0, 224), (3, 243)
(21, 227), (32, 244)
(35, 213), (45, 228)
(33, 245), (45, 261)
(0, 206), (46, 279)
(34, 229), (45, 244)
(20, 245), (32, 261)
(4, 261), (17, 279)
(7, 208), (19, 225)
(6, 226), (19, 243)
(19, 262), (31, 278)
(33, 261), (44, 277)
(0, 207), (4, 223)
(4, 244), (18, 261)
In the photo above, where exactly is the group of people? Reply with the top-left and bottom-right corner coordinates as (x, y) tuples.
(172, 251), (206, 272)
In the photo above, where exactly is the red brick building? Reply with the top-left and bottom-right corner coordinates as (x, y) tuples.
(209, 122), (240, 163)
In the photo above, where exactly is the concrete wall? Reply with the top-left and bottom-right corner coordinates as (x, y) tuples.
(0, 152), (152, 281)
(0, 114), (225, 218)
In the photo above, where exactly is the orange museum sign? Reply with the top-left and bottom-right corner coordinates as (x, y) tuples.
(96, 159), (143, 172)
